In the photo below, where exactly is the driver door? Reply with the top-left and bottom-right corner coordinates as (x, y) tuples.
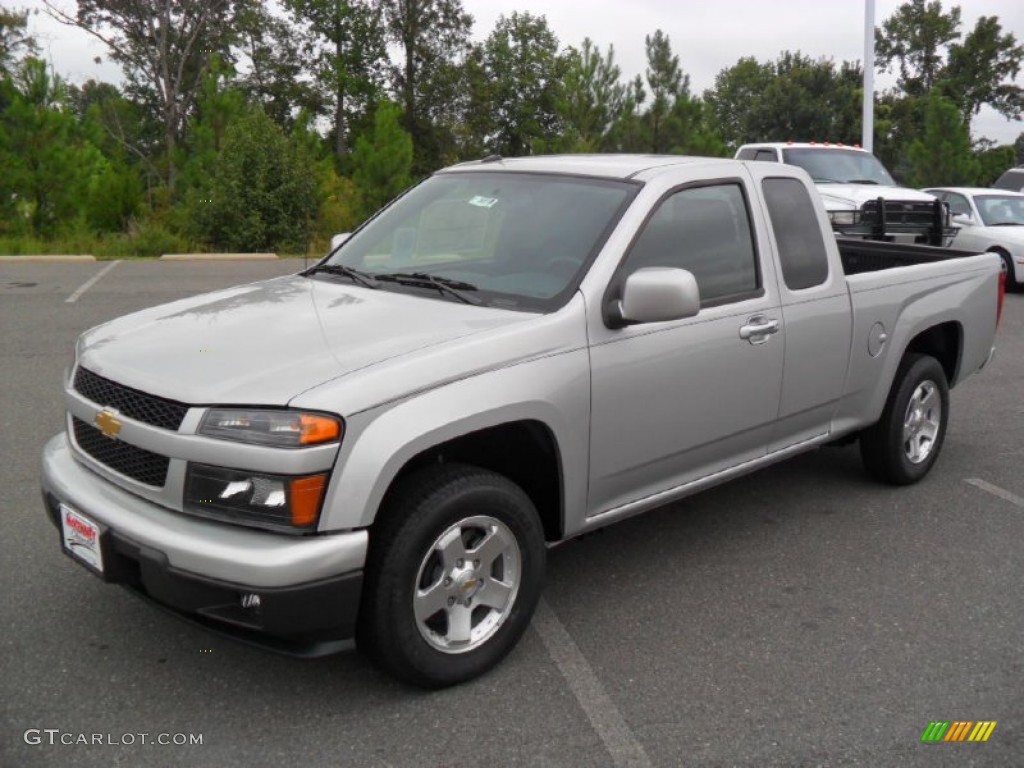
(586, 170), (785, 516)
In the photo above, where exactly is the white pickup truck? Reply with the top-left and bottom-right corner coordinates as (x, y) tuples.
(42, 155), (1004, 687)
(736, 142), (956, 246)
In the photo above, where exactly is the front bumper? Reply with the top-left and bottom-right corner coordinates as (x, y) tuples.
(41, 433), (367, 655)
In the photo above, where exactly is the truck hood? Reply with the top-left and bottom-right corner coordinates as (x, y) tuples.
(817, 184), (937, 211)
(77, 275), (531, 406)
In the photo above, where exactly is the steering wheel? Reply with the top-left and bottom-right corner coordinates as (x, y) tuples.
(544, 257), (582, 279)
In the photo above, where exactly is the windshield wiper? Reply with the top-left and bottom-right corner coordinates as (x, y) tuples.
(305, 263), (380, 289)
(989, 221), (1022, 226)
(847, 179), (880, 185)
(374, 272), (482, 305)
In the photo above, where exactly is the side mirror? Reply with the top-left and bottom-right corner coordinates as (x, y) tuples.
(610, 267), (701, 327)
(330, 232), (351, 251)
(951, 213), (973, 226)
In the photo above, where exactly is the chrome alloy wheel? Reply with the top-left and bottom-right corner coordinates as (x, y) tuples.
(902, 380), (942, 464)
(413, 515), (521, 654)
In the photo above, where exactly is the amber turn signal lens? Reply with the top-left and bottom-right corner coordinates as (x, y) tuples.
(290, 474), (327, 526)
(299, 414), (342, 445)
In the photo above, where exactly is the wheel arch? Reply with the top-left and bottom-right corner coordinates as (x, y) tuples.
(902, 320), (963, 387)
(383, 420), (565, 542)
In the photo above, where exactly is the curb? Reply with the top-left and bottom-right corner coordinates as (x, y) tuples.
(0, 255), (96, 263)
(160, 253), (278, 261)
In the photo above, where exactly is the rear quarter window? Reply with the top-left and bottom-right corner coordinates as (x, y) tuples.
(761, 177), (830, 290)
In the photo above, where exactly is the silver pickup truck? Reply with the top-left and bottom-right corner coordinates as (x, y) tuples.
(41, 155), (1004, 688)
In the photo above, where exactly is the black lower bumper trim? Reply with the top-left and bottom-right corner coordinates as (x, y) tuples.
(44, 492), (362, 657)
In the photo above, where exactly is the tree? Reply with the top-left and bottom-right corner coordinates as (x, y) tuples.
(198, 105), (317, 251)
(285, 0), (387, 160)
(479, 12), (562, 157)
(875, 1), (1023, 124)
(1, 7), (38, 75)
(705, 52), (861, 150)
(942, 16), (1024, 121)
(875, 0), (960, 97)
(1015, 131), (1024, 165)
(904, 93), (977, 187)
(44, 0), (249, 192)
(643, 30), (686, 153)
(0, 58), (102, 234)
(554, 38), (626, 153)
(381, 0), (472, 173)
(235, 3), (312, 130)
(350, 99), (413, 219)
(704, 57), (771, 148)
(974, 143), (1015, 187)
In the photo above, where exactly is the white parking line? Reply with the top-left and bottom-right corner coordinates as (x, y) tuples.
(965, 478), (1024, 509)
(532, 598), (652, 768)
(65, 260), (120, 304)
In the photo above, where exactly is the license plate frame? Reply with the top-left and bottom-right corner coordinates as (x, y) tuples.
(60, 504), (105, 575)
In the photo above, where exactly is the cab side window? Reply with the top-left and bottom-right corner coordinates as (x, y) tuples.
(623, 183), (760, 305)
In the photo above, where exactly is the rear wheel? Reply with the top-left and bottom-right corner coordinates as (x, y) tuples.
(358, 464), (545, 688)
(860, 354), (949, 485)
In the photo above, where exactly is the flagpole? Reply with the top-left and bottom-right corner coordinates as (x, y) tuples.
(863, 0), (875, 152)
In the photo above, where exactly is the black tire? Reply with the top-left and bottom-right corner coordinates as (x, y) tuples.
(992, 249), (1020, 292)
(860, 353), (949, 485)
(357, 463), (545, 688)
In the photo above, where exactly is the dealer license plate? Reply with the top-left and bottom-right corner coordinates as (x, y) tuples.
(60, 504), (104, 574)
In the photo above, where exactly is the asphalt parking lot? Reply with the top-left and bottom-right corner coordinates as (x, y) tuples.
(1, 259), (1022, 768)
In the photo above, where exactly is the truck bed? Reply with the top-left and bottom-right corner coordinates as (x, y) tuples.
(837, 237), (981, 275)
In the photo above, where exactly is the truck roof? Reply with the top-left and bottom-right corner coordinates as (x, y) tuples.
(442, 154), (738, 181)
(739, 142), (869, 152)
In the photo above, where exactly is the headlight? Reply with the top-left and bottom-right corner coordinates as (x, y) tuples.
(828, 210), (859, 226)
(199, 409), (342, 447)
(184, 463), (328, 532)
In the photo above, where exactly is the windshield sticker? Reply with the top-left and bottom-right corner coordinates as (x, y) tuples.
(468, 195), (499, 209)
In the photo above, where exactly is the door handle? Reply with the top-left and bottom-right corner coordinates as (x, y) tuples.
(739, 316), (779, 344)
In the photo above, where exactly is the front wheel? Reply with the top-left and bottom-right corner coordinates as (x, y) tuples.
(358, 464), (546, 688)
(860, 353), (949, 485)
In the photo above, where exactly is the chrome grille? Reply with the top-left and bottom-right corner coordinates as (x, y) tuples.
(72, 417), (170, 487)
(74, 367), (188, 431)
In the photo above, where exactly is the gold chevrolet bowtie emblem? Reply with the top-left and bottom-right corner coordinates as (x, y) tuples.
(94, 409), (122, 438)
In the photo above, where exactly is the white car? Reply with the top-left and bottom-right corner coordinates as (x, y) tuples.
(923, 187), (1024, 290)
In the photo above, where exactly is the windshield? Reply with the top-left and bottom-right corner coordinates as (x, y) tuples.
(974, 194), (1024, 226)
(318, 171), (637, 311)
(782, 148), (897, 186)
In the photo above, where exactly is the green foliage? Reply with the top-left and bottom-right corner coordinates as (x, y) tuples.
(941, 15), (1024, 121)
(480, 12), (562, 156)
(974, 144), (1016, 187)
(198, 106), (317, 252)
(706, 52), (862, 150)
(350, 99), (413, 220)
(905, 94), (978, 187)
(875, 1), (1023, 124)
(875, 0), (961, 96)
(643, 30), (686, 153)
(4, 1), (1020, 257)
(381, 0), (473, 173)
(285, 0), (386, 160)
(0, 58), (106, 235)
(553, 38), (626, 153)
(0, 6), (37, 75)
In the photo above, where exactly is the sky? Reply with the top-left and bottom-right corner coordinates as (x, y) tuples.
(21, 0), (1024, 145)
